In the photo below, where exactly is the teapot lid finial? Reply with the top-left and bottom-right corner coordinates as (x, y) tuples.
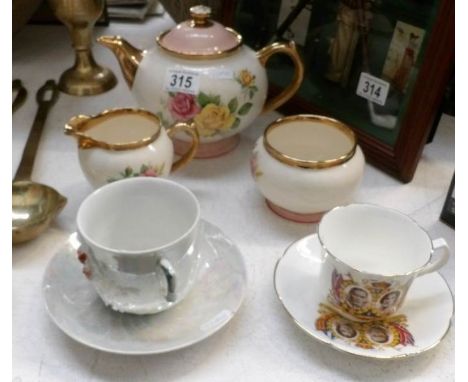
(189, 5), (211, 26)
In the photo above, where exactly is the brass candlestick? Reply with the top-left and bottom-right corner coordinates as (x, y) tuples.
(47, 0), (117, 96)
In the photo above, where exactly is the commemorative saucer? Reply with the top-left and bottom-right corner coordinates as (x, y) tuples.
(42, 220), (247, 355)
(274, 234), (454, 359)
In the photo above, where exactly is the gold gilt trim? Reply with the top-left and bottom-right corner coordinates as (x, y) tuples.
(64, 108), (161, 151)
(96, 36), (144, 88)
(257, 41), (304, 112)
(155, 28), (243, 60)
(263, 114), (357, 169)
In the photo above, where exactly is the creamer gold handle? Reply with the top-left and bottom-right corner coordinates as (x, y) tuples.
(257, 41), (304, 113)
(167, 122), (200, 172)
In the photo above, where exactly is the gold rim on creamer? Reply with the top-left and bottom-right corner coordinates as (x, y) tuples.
(263, 114), (357, 169)
(65, 108), (162, 151)
(155, 28), (243, 60)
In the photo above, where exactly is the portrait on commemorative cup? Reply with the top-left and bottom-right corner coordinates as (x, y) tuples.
(367, 325), (390, 344)
(379, 290), (401, 311)
(345, 286), (369, 309)
(335, 322), (358, 339)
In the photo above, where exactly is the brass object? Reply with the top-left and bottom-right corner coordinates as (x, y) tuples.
(263, 114), (357, 169)
(256, 41), (304, 112)
(47, 0), (117, 96)
(13, 79), (27, 113)
(12, 80), (67, 244)
(96, 36), (144, 88)
(166, 122), (200, 172)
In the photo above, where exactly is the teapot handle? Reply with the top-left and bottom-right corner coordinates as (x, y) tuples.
(167, 122), (200, 172)
(256, 41), (304, 113)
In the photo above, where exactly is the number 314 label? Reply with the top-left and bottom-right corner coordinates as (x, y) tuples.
(356, 72), (390, 106)
(165, 69), (200, 95)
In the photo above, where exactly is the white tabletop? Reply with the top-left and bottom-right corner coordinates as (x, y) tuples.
(13, 14), (455, 382)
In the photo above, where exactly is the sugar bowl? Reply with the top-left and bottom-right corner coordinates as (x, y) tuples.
(65, 108), (199, 188)
(251, 115), (365, 222)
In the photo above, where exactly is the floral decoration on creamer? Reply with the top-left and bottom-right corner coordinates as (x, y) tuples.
(107, 163), (165, 183)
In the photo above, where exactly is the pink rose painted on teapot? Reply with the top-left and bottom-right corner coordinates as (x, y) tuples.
(169, 93), (201, 121)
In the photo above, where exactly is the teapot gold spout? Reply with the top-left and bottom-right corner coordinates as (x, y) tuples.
(97, 36), (144, 88)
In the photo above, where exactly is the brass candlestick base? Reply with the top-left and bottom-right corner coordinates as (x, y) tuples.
(58, 62), (116, 96)
(48, 0), (117, 96)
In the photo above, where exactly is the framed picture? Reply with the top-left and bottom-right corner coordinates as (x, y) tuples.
(231, 0), (454, 182)
(440, 174), (455, 228)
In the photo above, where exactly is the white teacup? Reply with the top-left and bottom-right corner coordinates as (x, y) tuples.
(317, 204), (450, 322)
(76, 177), (201, 314)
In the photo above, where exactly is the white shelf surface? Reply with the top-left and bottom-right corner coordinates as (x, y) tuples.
(13, 15), (454, 382)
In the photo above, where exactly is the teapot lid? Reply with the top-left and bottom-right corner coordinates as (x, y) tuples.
(156, 5), (242, 58)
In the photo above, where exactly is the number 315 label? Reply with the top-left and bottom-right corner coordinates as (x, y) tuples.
(165, 69), (200, 95)
(356, 72), (390, 106)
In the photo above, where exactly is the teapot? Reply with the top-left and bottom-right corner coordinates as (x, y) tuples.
(98, 5), (304, 158)
(65, 108), (199, 188)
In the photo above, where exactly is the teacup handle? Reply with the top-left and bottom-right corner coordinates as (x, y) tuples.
(167, 122), (200, 172)
(256, 41), (304, 113)
(416, 238), (450, 277)
(159, 258), (177, 302)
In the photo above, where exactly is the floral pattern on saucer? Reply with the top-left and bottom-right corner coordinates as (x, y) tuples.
(315, 304), (414, 350)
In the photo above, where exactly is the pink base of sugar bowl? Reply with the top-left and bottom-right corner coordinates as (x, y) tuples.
(266, 200), (325, 223)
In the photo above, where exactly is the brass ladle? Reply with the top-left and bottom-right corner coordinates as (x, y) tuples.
(12, 80), (67, 244)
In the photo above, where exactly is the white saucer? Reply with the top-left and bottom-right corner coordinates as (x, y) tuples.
(43, 220), (247, 355)
(274, 234), (454, 359)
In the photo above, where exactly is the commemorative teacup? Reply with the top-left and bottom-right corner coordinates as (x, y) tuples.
(317, 204), (450, 321)
(75, 177), (201, 314)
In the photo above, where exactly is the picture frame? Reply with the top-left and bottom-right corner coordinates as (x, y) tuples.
(440, 174), (455, 228)
(230, 0), (454, 182)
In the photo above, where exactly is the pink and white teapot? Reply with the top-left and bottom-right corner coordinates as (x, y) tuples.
(98, 5), (304, 158)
